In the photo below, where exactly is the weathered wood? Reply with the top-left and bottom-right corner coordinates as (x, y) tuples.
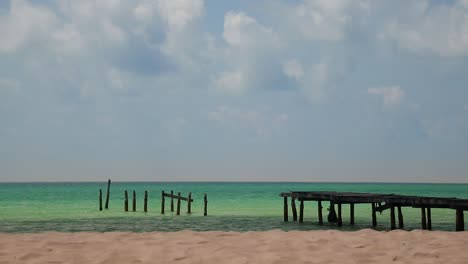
(162, 193), (194, 202)
(283, 196), (289, 222)
(204, 193), (208, 216)
(390, 206), (396, 230)
(318, 200), (323, 225)
(171, 190), (174, 212)
(176, 192), (181, 215)
(337, 203), (342, 227)
(328, 201), (337, 223)
(291, 198), (298, 221)
(105, 179), (111, 209)
(132, 190), (136, 212)
(350, 203), (355, 225)
(99, 189), (103, 211)
(371, 203), (377, 227)
(397, 206), (404, 229)
(299, 199), (304, 223)
(427, 207), (432, 230)
(421, 207), (427, 230)
(124, 190), (128, 212)
(187, 192), (192, 214)
(144, 191), (148, 213)
(456, 209), (464, 231)
(161, 191), (165, 214)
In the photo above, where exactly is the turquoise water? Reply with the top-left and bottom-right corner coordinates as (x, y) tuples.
(0, 182), (466, 233)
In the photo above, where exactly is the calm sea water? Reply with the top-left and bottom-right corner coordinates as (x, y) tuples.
(0, 182), (466, 233)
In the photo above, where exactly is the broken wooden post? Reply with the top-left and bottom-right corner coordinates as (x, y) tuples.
(144, 191), (148, 213)
(337, 203), (342, 227)
(427, 207), (432, 230)
(124, 190), (129, 212)
(328, 201), (337, 223)
(291, 198), (298, 221)
(318, 200), (323, 225)
(132, 190), (136, 212)
(283, 196), (289, 222)
(187, 192), (192, 214)
(203, 193), (208, 216)
(176, 192), (181, 215)
(390, 206), (396, 230)
(421, 207), (427, 230)
(456, 209), (464, 231)
(371, 203), (377, 227)
(397, 206), (404, 229)
(350, 203), (355, 225)
(161, 191), (165, 214)
(171, 190), (174, 212)
(105, 179), (111, 209)
(99, 189), (103, 211)
(299, 199), (304, 223)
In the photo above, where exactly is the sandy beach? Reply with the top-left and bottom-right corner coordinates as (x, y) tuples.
(0, 230), (467, 264)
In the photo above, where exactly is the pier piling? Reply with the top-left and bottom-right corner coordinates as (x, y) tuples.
(421, 208), (427, 230)
(350, 203), (355, 225)
(161, 191), (165, 214)
(204, 194), (208, 216)
(144, 191), (148, 213)
(124, 190), (129, 212)
(132, 191), (136, 212)
(99, 189), (103, 211)
(299, 199), (304, 223)
(291, 198), (298, 221)
(390, 206), (396, 230)
(171, 190), (174, 212)
(283, 197), (289, 222)
(105, 179), (111, 209)
(328, 201), (337, 223)
(397, 206), (404, 229)
(371, 203), (377, 227)
(427, 208), (432, 230)
(456, 209), (464, 231)
(337, 203), (342, 227)
(318, 200), (323, 225)
(176, 192), (181, 215)
(188, 192), (192, 214)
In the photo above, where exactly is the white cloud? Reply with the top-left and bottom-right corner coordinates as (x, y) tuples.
(283, 59), (304, 80)
(223, 11), (275, 47)
(213, 70), (246, 95)
(368, 86), (405, 107)
(156, 0), (204, 31)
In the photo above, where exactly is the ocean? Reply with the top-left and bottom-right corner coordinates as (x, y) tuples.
(0, 182), (466, 233)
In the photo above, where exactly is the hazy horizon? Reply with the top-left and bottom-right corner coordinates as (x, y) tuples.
(1, 0), (468, 183)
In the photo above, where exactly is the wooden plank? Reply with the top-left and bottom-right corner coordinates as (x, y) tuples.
(421, 207), (427, 230)
(163, 193), (194, 202)
(318, 200), (323, 225)
(350, 203), (355, 225)
(105, 179), (111, 209)
(291, 198), (297, 221)
(371, 203), (377, 227)
(176, 192), (181, 215)
(124, 190), (128, 212)
(99, 189), (103, 211)
(427, 207), (432, 230)
(161, 190), (165, 214)
(456, 209), (464, 231)
(299, 199), (304, 223)
(283, 196), (288, 222)
(397, 206), (404, 229)
(337, 203), (342, 227)
(390, 206), (396, 230)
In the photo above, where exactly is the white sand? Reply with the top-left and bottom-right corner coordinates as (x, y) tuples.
(1, 229), (467, 264)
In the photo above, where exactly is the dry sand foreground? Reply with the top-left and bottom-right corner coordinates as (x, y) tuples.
(1, 230), (467, 264)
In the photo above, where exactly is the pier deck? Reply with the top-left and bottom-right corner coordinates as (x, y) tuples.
(280, 191), (467, 231)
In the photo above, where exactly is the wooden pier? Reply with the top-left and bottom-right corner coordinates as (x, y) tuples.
(280, 191), (468, 231)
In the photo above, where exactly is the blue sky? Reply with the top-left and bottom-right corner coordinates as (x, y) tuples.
(1, 0), (468, 182)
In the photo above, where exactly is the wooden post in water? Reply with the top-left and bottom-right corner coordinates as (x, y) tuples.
(397, 206), (404, 229)
(390, 206), (396, 230)
(371, 203), (377, 227)
(456, 209), (464, 231)
(99, 189), (103, 211)
(132, 190), (136, 212)
(161, 191), (165, 214)
(318, 200), (323, 225)
(350, 203), (355, 225)
(187, 192), (192, 214)
(421, 207), (427, 230)
(124, 190), (129, 212)
(203, 194), (208, 216)
(299, 199), (304, 223)
(291, 198), (298, 221)
(144, 191), (148, 213)
(105, 179), (111, 209)
(176, 192), (181, 215)
(283, 196), (289, 222)
(171, 190), (174, 212)
(337, 203), (342, 227)
(427, 207), (432, 230)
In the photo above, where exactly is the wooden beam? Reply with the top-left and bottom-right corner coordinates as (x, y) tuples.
(350, 203), (355, 225)
(161, 191), (165, 214)
(291, 198), (298, 221)
(456, 209), (464, 231)
(421, 207), (427, 230)
(105, 179), (111, 209)
(283, 196), (288, 222)
(337, 203), (342, 227)
(371, 203), (377, 227)
(390, 206), (396, 230)
(318, 200), (323, 225)
(427, 207), (432, 230)
(124, 190), (128, 212)
(99, 189), (103, 211)
(163, 193), (194, 202)
(299, 199), (304, 223)
(397, 206), (404, 229)
(176, 192), (181, 215)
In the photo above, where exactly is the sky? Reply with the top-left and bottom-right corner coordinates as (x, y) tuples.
(1, 0), (468, 183)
